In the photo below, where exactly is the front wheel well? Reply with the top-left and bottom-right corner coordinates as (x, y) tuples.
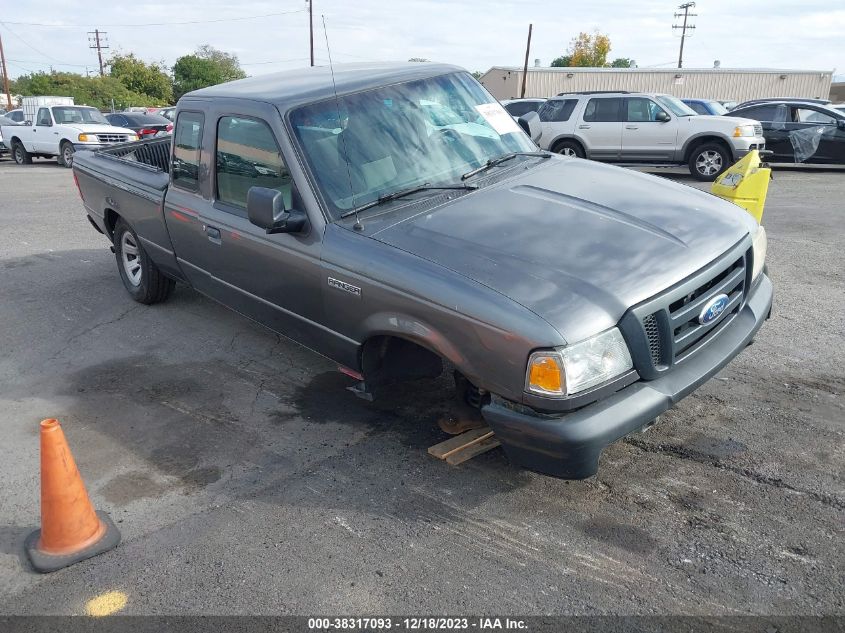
(684, 136), (732, 162)
(360, 335), (444, 390)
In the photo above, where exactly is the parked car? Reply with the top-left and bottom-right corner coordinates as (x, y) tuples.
(719, 100), (738, 111)
(0, 114), (22, 157)
(71, 63), (772, 480)
(734, 97), (831, 110)
(535, 91), (766, 180)
(5, 109), (24, 123)
(729, 100), (845, 164)
(501, 98), (546, 120)
(1, 103), (138, 167)
(158, 106), (176, 122)
(105, 112), (173, 138)
(682, 98), (729, 116)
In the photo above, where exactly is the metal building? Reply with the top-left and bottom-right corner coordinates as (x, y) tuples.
(480, 67), (833, 103)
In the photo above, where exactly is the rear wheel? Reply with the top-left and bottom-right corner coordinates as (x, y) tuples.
(553, 140), (585, 158)
(12, 141), (32, 165)
(58, 141), (75, 168)
(113, 218), (175, 304)
(689, 142), (730, 181)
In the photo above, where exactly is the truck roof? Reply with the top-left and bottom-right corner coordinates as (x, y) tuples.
(182, 62), (465, 111)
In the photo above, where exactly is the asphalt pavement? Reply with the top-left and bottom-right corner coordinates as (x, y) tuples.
(0, 158), (842, 616)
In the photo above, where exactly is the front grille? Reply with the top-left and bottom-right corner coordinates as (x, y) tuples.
(753, 124), (763, 136)
(96, 133), (130, 144)
(668, 256), (745, 358)
(619, 239), (751, 380)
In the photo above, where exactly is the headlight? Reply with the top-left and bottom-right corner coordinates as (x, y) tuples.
(752, 225), (767, 281)
(78, 133), (91, 142)
(526, 327), (633, 397)
(733, 125), (756, 137)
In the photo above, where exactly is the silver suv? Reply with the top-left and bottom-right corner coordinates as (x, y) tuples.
(535, 91), (766, 180)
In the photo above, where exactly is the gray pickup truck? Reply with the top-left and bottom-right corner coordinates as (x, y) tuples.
(72, 63), (773, 479)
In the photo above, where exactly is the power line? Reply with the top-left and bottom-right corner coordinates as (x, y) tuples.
(672, 2), (697, 69)
(1, 9), (306, 29)
(0, 21), (66, 64)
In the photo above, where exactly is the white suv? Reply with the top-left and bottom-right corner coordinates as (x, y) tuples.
(534, 91), (766, 180)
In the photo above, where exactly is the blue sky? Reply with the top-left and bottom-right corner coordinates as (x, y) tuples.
(1, 0), (842, 80)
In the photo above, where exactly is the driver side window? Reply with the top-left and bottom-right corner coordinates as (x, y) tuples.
(36, 108), (52, 126)
(626, 98), (668, 122)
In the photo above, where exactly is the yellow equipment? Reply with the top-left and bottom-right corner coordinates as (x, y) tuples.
(711, 149), (771, 224)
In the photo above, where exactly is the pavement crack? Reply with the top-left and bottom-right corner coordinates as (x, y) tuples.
(42, 304), (141, 366)
(624, 437), (845, 511)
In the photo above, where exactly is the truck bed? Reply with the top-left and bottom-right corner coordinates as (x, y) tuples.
(73, 136), (180, 279)
(73, 137), (172, 196)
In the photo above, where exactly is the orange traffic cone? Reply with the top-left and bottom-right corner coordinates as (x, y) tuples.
(25, 418), (120, 573)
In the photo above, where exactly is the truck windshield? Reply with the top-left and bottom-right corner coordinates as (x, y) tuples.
(51, 106), (109, 125)
(289, 72), (537, 218)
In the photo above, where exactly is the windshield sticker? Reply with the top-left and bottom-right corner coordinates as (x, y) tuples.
(474, 102), (522, 136)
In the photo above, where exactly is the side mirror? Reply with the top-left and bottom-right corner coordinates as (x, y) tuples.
(517, 111), (542, 144)
(247, 186), (308, 235)
(25, 120), (32, 126)
(656, 111), (671, 123)
(837, 119), (845, 131)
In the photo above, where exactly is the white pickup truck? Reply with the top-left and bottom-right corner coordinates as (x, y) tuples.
(1, 99), (137, 168)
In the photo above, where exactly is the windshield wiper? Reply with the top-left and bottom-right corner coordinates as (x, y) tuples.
(340, 183), (477, 218)
(461, 151), (550, 181)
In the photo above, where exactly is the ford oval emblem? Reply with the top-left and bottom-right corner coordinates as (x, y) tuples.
(699, 294), (730, 325)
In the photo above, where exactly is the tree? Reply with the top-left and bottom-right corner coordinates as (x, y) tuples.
(568, 31), (611, 67)
(611, 57), (636, 68)
(11, 71), (158, 111)
(108, 52), (172, 104)
(471, 71), (483, 80)
(550, 55), (572, 67)
(173, 46), (246, 100)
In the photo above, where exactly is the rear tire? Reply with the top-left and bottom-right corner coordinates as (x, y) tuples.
(113, 218), (175, 304)
(58, 141), (75, 168)
(689, 142), (730, 181)
(12, 141), (32, 165)
(553, 140), (585, 158)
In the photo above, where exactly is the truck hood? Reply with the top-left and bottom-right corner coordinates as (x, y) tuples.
(66, 124), (136, 135)
(371, 158), (757, 343)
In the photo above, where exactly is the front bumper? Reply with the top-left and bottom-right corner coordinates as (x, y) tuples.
(73, 143), (113, 151)
(733, 136), (767, 159)
(482, 273), (773, 479)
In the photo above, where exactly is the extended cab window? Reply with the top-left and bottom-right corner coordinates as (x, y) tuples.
(583, 98), (622, 122)
(539, 99), (577, 122)
(172, 112), (204, 191)
(216, 116), (291, 210)
(626, 98), (668, 122)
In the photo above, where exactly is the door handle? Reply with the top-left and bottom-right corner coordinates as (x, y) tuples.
(204, 225), (222, 242)
(578, 124), (591, 129)
(625, 125), (639, 130)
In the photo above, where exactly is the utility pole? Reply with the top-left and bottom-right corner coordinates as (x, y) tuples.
(672, 2), (697, 69)
(0, 32), (12, 109)
(87, 29), (109, 76)
(520, 23), (532, 98)
(308, 0), (314, 66)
